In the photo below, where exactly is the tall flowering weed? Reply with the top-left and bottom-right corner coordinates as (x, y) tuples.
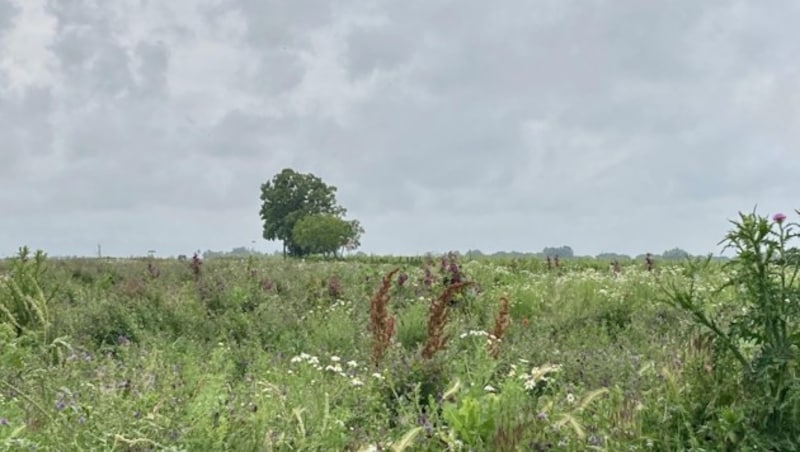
(657, 208), (800, 449)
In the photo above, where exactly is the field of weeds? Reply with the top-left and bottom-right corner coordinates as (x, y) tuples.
(1, 211), (799, 450)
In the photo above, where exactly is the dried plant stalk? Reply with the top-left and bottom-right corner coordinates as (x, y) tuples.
(421, 281), (473, 360)
(488, 295), (510, 359)
(369, 268), (400, 367)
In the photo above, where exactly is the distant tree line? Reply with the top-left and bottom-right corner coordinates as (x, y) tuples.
(204, 171), (730, 262)
(199, 245), (729, 262)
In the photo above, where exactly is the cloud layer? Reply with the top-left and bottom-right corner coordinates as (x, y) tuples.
(2, 0), (799, 257)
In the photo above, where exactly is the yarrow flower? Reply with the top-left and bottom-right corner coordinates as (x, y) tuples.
(460, 330), (490, 339)
(773, 212), (787, 224)
(519, 363), (562, 391)
(290, 353), (320, 367)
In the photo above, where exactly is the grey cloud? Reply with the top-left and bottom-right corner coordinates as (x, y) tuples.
(3, 0), (800, 258)
(47, 26), (96, 70)
(0, 0), (17, 36)
(45, 0), (107, 27)
(46, 1), (174, 103)
(228, 0), (799, 222)
(49, 28), (137, 101)
(273, 96), (526, 216)
(344, 21), (416, 77)
(233, 0), (335, 45)
(204, 109), (274, 157)
(247, 49), (304, 97)
(133, 40), (170, 98)
(0, 87), (54, 177)
(92, 44), (137, 96)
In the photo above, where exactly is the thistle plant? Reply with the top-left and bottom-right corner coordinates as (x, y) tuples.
(658, 208), (800, 448)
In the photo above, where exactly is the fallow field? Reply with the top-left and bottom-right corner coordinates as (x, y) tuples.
(1, 211), (799, 450)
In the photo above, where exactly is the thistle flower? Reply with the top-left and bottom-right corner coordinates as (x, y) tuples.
(397, 272), (408, 286)
(773, 212), (787, 224)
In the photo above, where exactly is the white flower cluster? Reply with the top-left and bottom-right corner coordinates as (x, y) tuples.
(288, 353), (384, 387)
(327, 299), (353, 314)
(289, 352), (320, 367)
(517, 362), (562, 391)
(459, 329), (501, 346)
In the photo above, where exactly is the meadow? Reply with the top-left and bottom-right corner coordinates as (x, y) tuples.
(1, 211), (799, 451)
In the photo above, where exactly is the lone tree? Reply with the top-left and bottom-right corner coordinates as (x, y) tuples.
(259, 168), (361, 257)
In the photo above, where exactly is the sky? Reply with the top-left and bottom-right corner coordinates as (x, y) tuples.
(1, 0), (799, 258)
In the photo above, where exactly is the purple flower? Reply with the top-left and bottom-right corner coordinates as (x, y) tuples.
(0, 417), (9, 426)
(773, 212), (787, 224)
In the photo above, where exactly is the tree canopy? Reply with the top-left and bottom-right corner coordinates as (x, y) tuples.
(542, 246), (574, 258)
(259, 169), (361, 257)
(292, 214), (360, 258)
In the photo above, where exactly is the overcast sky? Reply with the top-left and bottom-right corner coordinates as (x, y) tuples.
(2, 0), (799, 258)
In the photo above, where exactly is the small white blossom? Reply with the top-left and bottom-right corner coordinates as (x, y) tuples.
(325, 363), (343, 374)
(290, 353), (320, 366)
(507, 364), (517, 378)
(459, 330), (491, 339)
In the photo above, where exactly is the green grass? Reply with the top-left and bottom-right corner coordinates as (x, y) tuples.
(0, 252), (775, 450)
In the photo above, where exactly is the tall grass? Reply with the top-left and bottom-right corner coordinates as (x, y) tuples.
(1, 210), (796, 449)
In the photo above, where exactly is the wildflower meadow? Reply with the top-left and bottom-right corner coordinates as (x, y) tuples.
(1, 209), (800, 450)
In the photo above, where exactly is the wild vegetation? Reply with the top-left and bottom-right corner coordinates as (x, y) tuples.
(1, 209), (799, 450)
